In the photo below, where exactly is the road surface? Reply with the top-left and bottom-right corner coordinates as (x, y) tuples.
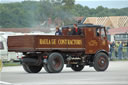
(0, 61), (128, 85)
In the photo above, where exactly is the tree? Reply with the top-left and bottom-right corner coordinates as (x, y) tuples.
(61, 0), (75, 10)
(0, 1), (128, 28)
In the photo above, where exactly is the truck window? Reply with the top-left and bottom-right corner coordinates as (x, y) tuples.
(96, 28), (100, 36)
(0, 42), (4, 50)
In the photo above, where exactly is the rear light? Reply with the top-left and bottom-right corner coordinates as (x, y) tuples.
(43, 56), (48, 59)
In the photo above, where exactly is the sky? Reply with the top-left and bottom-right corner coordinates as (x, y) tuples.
(0, 0), (128, 8)
(75, 0), (128, 8)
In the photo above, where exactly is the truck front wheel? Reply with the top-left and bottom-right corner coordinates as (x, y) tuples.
(93, 53), (109, 71)
(44, 52), (64, 73)
(22, 63), (42, 73)
(71, 64), (84, 71)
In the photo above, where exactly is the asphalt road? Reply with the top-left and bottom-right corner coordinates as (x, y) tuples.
(0, 61), (128, 85)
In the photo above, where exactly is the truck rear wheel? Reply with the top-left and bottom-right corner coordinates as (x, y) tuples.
(44, 64), (51, 73)
(71, 64), (84, 71)
(44, 52), (64, 73)
(22, 63), (42, 73)
(93, 53), (109, 71)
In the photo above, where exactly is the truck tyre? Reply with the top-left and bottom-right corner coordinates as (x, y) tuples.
(22, 63), (31, 73)
(93, 53), (109, 71)
(22, 63), (42, 73)
(44, 64), (52, 73)
(71, 64), (84, 71)
(44, 52), (64, 73)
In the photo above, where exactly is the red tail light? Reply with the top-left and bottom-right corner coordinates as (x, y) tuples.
(43, 56), (48, 59)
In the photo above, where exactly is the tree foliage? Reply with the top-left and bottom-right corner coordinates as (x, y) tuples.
(0, 0), (127, 28)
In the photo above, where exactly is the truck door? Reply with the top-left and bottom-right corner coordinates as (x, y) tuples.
(85, 27), (101, 54)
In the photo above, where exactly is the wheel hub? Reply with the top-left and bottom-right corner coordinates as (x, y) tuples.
(101, 60), (104, 64)
(53, 57), (61, 68)
(98, 56), (106, 67)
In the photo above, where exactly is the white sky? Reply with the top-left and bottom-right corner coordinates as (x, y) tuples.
(75, 0), (128, 8)
(0, 0), (128, 8)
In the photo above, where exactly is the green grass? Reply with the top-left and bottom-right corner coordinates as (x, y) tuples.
(3, 62), (21, 67)
(110, 58), (128, 61)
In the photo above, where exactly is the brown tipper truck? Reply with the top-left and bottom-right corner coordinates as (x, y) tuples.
(8, 24), (109, 73)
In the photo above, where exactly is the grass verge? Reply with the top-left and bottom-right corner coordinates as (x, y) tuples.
(110, 59), (128, 61)
(3, 62), (21, 67)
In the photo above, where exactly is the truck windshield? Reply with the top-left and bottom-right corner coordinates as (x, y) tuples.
(101, 28), (106, 37)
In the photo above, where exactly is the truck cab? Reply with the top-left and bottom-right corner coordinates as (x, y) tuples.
(62, 24), (109, 54)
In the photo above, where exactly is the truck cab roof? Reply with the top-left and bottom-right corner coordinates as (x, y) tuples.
(62, 24), (105, 29)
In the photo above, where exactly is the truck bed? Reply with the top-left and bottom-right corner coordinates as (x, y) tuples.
(8, 35), (85, 52)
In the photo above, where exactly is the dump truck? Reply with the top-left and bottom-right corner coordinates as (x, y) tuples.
(7, 24), (109, 73)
